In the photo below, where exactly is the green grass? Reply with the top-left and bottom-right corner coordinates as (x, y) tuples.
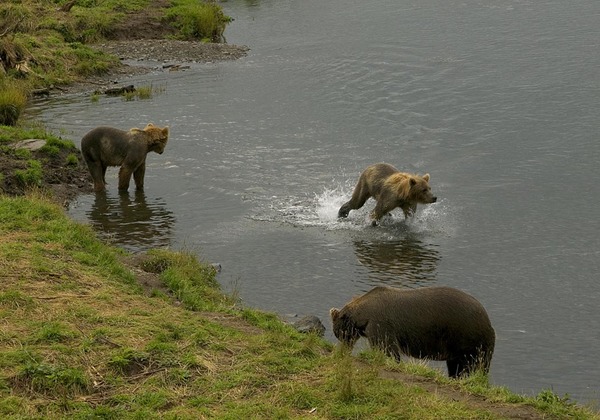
(0, 83), (28, 126)
(165, 0), (232, 42)
(0, 125), (72, 146)
(0, 0), (231, 89)
(14, 159), (43, 187)
(0, 194), (598, 419)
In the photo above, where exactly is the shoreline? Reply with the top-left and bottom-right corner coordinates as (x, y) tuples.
(54, 39), (250, 96)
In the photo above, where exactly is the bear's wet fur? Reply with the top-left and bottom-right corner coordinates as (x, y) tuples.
(330, 286), (495, 378)
(338, 163), (437, 225)
(81, 123), (169, 192)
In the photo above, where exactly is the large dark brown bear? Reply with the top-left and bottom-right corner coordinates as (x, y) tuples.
(81, 123), (169, 192)
(330, 286), (495, 378)
(338, 163), (437, 225)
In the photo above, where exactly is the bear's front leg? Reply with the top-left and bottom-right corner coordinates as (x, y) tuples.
(401, 203), (417, 219)
(371, 199), (394, 225)
(133, 163), (146, 190)
(118, 166), (134, 191)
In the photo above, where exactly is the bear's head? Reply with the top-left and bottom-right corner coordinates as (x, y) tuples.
(389, 173), (436, 204)
(330, 307), (362, 348)
(408, 174), (437, 204)
(143, 123), (169, 154)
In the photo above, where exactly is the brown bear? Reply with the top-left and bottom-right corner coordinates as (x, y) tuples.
(338, 163), (437, 225)
(81, 123), (169, 192)
(330, 286), (495, 378)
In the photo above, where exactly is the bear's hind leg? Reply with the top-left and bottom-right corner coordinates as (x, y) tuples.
(338, 181), (370, 218)
(86, 162), (106, 192)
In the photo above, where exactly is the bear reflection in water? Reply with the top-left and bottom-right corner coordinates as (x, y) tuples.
(88, 190), (175, 252)
(330, 286), (495, 378)
(352, 237), (440, 287)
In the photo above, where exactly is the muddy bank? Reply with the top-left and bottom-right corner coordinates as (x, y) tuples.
(60, 40), (249, 95)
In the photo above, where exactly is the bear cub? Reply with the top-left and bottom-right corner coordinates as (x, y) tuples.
(338, 163), (436, 225)
(81, 123), (169, 192)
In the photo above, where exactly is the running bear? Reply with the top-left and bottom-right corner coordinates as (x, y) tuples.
(330, 286), (495, 378)
(81, 123), (169, 192)
(338, 163), (436, 225)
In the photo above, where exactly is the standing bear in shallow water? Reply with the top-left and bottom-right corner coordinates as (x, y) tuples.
(338, 163), (437, 226)
(330, 286), (495, 378)
(81, 123), (169, 192)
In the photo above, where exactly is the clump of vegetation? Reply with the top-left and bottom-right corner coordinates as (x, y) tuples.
(14, 159), (42, 187)
(39, 136), (76, 156)
(143, 249), (227, 311)
(65, 153), (78, 166)
(120, 83), (165, 101)
(165, 0), (232, 42)
(16, 362), (89, 396)
(0, 82), (28, 126)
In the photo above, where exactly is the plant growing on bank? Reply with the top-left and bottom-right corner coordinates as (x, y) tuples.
(14, 159), (42, 187)
(0, 83), (28, 126)
(65, 153), (78, 166)
(165, 0), (232, 42)
(0, 0), (233, 89)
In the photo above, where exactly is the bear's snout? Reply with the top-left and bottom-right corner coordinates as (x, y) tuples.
(432, 196), (437, 203)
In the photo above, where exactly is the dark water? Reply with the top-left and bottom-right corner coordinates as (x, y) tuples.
(28, 0), (600, 404)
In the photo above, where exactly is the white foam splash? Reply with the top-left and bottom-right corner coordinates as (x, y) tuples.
(252, 183), (456, 238)
(315, 185), (350, 223)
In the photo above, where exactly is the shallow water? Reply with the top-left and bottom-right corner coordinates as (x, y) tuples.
(28, 0), (600, 404)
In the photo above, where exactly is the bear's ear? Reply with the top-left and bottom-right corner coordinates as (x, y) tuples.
(162, 127), (169, 137)
(422, 173), (430, 182)
(329, 308), (340, 321)
(409, 177), (417, 187)
(145, 123), (155, 129)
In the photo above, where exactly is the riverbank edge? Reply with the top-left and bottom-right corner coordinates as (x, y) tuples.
(0, 193), (598, 418)
(1, 1), (598, 418)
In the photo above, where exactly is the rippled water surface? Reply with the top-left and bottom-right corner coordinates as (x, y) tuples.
(29, 0), (600, 404)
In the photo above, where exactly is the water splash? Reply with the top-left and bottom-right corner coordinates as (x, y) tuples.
(253, 182), (454, 237)
(314, 185), (351, 223)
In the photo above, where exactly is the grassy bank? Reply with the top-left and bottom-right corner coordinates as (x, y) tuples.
(0, 125), (91, 201)
(0, 193), (598, 419)
(0, 0), (232, 125)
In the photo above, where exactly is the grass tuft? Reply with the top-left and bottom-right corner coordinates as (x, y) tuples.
(14, 159), (43, 187)
(16, 362), (89, 396)
(0, 83), (28, 126)
(165, 0), (232, 42)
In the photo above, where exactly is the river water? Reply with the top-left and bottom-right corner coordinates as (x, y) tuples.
(28, 0), (600, 405)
